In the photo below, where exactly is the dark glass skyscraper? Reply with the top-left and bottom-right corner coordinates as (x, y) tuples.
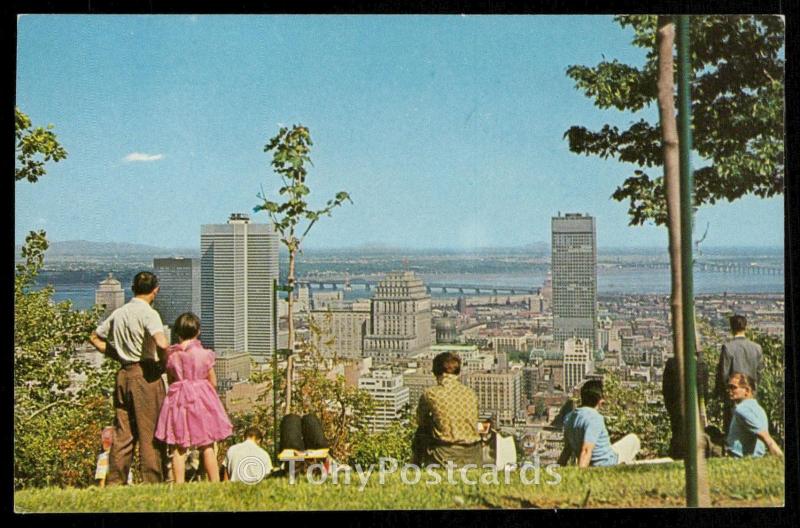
(551, 213), (597, 352)
(153, 257), (200, 329)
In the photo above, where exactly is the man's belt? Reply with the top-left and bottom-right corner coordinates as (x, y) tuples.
(119, 362), (140, 369)
(119, 358), (161, 370)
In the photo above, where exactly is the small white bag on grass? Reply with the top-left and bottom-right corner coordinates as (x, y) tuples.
(495, 433), (517, 469)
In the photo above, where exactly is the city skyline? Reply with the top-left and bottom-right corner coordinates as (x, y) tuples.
(15, 15), (784, 250)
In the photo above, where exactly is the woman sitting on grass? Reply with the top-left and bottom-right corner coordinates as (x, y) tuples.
(725, 372), (783, 458)
(155, 312), (233, 483)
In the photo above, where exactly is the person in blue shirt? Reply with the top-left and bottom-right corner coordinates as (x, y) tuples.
(558, 379), (640, 468)
(725, 373), (783, 458)
(716, 315), (763, 434)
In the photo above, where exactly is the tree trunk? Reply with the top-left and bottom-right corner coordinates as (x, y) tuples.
(692, 311), (710, 506)
(657, 17), (685, 438)
(284, 249), (296, 415)
(694, 314), (708, 428)
(659, 16), (710, 506)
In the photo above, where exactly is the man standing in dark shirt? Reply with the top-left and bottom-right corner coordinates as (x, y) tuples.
(715, 315), (762, 433)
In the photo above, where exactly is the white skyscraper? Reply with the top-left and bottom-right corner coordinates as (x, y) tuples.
(563, 337), (594, 391)
(153, 257), (201, 328)
(551, 213), (597, 352)
(201, 213), (279, 363)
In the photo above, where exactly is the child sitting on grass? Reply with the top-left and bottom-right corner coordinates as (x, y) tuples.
(95, 426), (133, 486)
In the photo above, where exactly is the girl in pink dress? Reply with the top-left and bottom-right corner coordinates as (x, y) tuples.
(155, 312), (233, 483)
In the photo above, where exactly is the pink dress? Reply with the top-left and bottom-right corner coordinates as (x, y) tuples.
(155, 339), (233, 448)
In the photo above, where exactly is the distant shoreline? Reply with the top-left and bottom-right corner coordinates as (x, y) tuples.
(13, 241), (784, 259)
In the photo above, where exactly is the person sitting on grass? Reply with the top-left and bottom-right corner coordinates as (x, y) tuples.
(412, 352), (481, 467)
(223, 426), (273, 482)
(725, 372), (783, 458)
(94, 427), (132, 486)
(558, 379), (641, 468)
(716, 314), (763, 434)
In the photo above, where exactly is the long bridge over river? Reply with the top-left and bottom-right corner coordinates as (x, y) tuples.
(301, 278), (540, 296)
(614, 261), (782, 275)
(299, 260), (781, 295)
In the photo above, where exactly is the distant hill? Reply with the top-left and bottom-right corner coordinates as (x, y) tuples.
(14, 239), (781, 260)
(14, 240), (199, 258)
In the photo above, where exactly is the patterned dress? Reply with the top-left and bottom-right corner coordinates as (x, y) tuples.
(155, 339), (233, 448)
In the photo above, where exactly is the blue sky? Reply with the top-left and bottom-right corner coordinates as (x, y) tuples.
(15, 15), (784, 250)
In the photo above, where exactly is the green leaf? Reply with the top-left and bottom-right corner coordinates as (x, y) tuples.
(15, 108), (68, 184)
(564, 15), (783, 225)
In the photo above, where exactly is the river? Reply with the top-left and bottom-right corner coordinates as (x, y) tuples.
(46, 266), (783, 311)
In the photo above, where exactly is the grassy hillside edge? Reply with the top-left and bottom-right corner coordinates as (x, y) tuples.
(15, 457), (784, 512)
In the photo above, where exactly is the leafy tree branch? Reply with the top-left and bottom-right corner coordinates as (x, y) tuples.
(15, 107), (68, 183)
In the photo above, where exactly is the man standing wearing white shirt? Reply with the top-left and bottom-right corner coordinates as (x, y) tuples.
(90, 271), (169, 485)
(223, 427), (273, 483)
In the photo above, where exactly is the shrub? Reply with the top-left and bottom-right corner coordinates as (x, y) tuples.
(597, 371), (672, 458)
(14, 232), (116, 489)
(349, 419), (416, 468)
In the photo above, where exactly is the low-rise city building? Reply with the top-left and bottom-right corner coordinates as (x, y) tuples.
(358, 368), (410, 432)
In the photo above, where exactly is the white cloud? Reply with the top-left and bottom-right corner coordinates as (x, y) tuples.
(123, 152), (164, 162)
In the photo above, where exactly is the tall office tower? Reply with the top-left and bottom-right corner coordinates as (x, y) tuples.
(463, 369), (524, 426)
(562, 337), (593, 391)
(153, 257), (201, 328)
(551, 213), (597, 352)
(363, 271), (432, 364)
(358, 369), (410, 432)
(96, 273), (125, 321)
(201, 213), (279, 363)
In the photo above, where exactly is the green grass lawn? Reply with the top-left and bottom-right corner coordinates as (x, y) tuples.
(14, 457), (784, 512)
